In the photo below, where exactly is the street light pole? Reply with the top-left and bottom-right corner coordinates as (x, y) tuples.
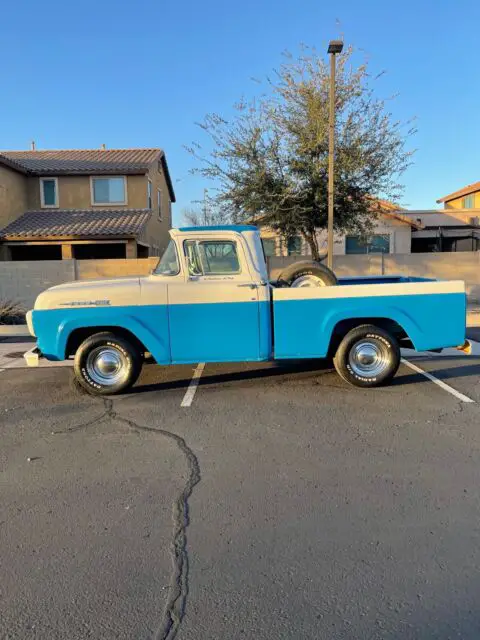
(326, 40), (343, 270)
(203, 188), (208, 225)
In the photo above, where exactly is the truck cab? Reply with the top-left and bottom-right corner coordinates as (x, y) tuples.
(148, 225), (272, 363)
(26, 225), (468, 395)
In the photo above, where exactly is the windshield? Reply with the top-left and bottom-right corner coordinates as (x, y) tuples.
(154, 240), (180, 275)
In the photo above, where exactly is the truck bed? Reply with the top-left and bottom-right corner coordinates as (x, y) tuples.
(337, 275), (433, 286)
(272, 279), (466, 359)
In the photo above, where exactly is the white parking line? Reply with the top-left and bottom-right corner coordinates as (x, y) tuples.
(401, 358), (475, 403)
(181, 363), (205, 407)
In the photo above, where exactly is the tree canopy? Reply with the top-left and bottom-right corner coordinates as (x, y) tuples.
(187, 46), (415, 260)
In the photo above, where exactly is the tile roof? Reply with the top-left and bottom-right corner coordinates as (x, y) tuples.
(437, 181), (480, 203)
(1, 148), (162, 175)
(0, 153), (28, 173)
(0, 209), (151, 239)
(0, 148), (176, 202)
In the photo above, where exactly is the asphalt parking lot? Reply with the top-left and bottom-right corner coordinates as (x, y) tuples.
(2, 333), (480, 639)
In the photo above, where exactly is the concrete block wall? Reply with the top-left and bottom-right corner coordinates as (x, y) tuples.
(76, 258), (158, 280)
(268, 252), (480, 302)
(1, 252), (479, 311)
(0, 261), (76, 309)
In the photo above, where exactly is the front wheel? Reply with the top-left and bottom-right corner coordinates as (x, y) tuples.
(74, 332), (142, 395)
(333, 325), (400, 388)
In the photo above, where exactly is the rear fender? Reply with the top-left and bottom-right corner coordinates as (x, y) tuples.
(326, 306), (422, 351)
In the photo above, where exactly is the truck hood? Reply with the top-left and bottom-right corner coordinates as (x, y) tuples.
(34, 277), (142, 311)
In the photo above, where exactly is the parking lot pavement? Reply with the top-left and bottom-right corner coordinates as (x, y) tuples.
(2, 345), (480, 639)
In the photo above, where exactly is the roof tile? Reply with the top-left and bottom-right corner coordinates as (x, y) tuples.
(0, 148), (162, 175)
(0, 209), (151, 239)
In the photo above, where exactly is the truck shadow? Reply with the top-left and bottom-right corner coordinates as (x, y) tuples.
(132, 360), (334, 394)
(132, 360), (480, 395)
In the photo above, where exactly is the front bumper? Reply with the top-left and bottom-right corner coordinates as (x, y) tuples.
(24, 346), (42, 367)
(26, 310), (35, 337)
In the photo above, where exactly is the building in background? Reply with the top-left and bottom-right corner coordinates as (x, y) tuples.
(437, 181), (480, 210)
(259, 201), (422, 258)
(405, 209), (480, 253)
(0, 148), (175, 260)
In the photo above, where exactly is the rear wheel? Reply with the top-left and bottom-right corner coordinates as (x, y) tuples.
(333, 325), (400, 388)
(74, 332), (142, 395)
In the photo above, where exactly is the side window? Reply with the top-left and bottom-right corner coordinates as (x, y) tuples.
(184, 240), (203, 276)
(40, 177), (58, 208)
(184, 240), (240, 275)
(147, 180), (152, 209)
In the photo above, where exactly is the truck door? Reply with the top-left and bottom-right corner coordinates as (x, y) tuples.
(168, 237), (269, 363)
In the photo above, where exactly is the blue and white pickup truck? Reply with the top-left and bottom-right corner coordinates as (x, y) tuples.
(25, 225), (468, 394)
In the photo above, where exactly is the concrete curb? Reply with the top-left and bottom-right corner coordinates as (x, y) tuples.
(0, 324), (30, 338)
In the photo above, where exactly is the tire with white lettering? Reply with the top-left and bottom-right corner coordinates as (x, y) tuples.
(277, 261), (337, 288)
(74, 332), (142, 395)
(333, 324), (400, 388)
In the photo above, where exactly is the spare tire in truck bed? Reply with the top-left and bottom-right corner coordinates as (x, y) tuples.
(277, 261), (338, 288)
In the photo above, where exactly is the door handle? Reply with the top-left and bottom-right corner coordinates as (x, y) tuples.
(236, 281), (268, 289)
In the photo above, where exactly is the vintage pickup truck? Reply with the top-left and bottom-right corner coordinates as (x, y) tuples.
(25, 225), (468, 395)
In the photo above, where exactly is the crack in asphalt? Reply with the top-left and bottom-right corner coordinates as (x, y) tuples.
(54, 395), (200, 640)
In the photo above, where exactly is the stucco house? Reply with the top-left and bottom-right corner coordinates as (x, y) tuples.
(258, 201), (422, 258)
(0, 147), (175, 260)
(437, 181), (480, 210)
(396, 182), (480, 252)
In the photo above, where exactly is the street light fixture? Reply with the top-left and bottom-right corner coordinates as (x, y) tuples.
(326, 39), (343, 270)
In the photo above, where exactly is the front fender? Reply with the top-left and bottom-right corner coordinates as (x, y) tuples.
(32, 305), (171, 363)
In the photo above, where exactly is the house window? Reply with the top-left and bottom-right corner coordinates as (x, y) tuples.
(262, 238), (276, 257)
(184, 240), (240, 275)
(40, 178), (58, 208)
(462, 194), (474, 208)
(346, 234), (390, 254)
(158, 189), (162, 219)
(287, 236), (302, 256)
(91, 177), (126, 205)
(147, 180), (152, 209)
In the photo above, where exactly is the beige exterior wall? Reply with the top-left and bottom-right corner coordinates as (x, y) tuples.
(27, 174), (149, 210)
(142, 163), (173, 257)
(445, 191), (480, 209)
(0, 165), (28, 229)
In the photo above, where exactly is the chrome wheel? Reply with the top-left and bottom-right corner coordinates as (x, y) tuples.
(348, 339), (391, 378)
(85, 346), (129, 387)
(291, 275), (326, 288)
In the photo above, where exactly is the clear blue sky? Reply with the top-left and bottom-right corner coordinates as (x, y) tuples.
(1, 0), (479, 223)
